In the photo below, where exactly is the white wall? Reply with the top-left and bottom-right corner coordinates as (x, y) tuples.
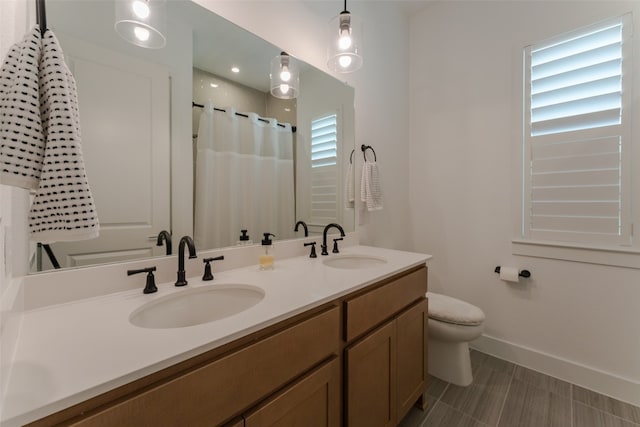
(194, 0), (413, 250)
(409, 1), (640, 405)
(0, 0), (32, 410)
(0, 0), (31, 290)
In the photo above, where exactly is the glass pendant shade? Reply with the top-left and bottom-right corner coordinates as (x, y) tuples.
(327, 11), (363, 73)
(115, 0), (167, 49)
(270, 52), (299, 99)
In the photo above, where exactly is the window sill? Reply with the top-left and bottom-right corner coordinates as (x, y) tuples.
(512, 239), (640, 269)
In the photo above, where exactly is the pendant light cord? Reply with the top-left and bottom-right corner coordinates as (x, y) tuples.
(343, 0), (348, 13)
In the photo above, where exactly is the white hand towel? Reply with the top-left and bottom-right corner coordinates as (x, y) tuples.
(29, 29), (99, 243)
(360, 159), (368, 203)
(360, 161), (383, 211)
(0, 27), (44, 189)
(344, 161), (354, 208)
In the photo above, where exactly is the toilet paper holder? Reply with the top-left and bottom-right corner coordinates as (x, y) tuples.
(494, 266), (531, 278)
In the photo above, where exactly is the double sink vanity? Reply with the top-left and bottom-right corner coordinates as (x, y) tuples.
(2, 236), (431, 426)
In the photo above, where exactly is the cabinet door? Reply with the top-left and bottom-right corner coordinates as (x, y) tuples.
(396, 298), (428, 420)
(346, 321), (397, 427)
(244, 357), (340, 427)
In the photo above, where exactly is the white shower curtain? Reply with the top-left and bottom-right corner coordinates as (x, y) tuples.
(194, 102), (295, 249)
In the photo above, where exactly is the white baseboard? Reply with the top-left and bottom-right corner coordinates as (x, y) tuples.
(472, 334), (640, 407)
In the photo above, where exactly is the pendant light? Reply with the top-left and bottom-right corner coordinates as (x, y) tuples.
(115, 0), (167, 49)
(327, 0), (363, 73)
(270, 52), (299, 99)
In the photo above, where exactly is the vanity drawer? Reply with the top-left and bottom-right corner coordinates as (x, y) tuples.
(72, 306), (339, 427)
(344, 266), (427, 342)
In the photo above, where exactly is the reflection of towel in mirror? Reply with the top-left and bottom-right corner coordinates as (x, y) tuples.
(28, 28), (100, 243)
(344, 161), (355, 208)
(360, 161), (383, 211)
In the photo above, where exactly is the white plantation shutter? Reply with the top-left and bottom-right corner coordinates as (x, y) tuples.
(311, 114), (338, 222)
(523, 15), (633, 246)
(311, 114), (337, 168)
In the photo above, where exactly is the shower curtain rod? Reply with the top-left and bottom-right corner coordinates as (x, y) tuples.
(192, 102), (296, 133)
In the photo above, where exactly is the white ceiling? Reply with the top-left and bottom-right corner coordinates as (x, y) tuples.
(47, 0), (314, 93)
(173, 1), (292, 92)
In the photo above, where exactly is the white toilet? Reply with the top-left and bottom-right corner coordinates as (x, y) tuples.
(427, 292), (485, 386)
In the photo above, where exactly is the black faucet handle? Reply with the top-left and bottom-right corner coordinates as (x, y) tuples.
(202, 256), (225, 281)
(127, 266), (156, 276)
(304, 242), (317, 258)
(332, 238), (344, 254)
(127, 266), (157, 294)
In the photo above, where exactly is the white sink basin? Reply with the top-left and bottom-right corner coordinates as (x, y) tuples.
(323, 255), (388, 269)
(130, 284), (265, 329)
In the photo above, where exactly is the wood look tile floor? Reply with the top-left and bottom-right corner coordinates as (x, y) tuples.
(399, 350), (640, 427)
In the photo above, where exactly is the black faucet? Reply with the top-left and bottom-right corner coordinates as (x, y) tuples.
(294, 220), (309, 237)
(156, 230), (172, 255)
(175, 236), (197, 287)
(321, 223), (345, 256)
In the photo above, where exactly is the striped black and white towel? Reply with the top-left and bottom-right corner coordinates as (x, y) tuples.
(28, 28), (99, 243)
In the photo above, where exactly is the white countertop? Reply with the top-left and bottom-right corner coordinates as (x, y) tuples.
(1, 245), (430, 426)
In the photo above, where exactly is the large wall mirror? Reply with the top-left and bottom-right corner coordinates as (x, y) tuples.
(32, 0), (355, 273)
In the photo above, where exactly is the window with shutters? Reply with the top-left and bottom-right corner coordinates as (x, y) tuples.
(310, 114), (338, 223)
(520, 14), (636, 255)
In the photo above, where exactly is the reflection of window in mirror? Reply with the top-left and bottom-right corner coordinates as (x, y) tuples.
(310, 114), (339, 225)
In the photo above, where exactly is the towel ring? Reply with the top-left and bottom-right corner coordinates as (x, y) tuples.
(361, 144), (377, 162)
(349, 149), (355, 164)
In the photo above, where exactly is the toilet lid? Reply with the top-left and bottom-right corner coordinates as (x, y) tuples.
(427, 292), (485, 326)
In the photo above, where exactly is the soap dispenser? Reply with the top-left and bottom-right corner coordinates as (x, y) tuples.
(260, 233), (275, 270)
(237, 229), (253, 246)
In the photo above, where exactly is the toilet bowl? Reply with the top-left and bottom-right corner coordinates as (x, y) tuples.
(427, 292), (485, 386)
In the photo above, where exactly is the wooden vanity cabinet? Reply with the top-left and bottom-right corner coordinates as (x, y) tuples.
(344, 266), (428, 427)
(30, 265), (428, 427)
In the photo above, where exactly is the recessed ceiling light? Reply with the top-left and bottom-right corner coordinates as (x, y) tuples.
(231, 67), (240, 73)
(210, 83), (219, 88)
(284, 108), (291, 112)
